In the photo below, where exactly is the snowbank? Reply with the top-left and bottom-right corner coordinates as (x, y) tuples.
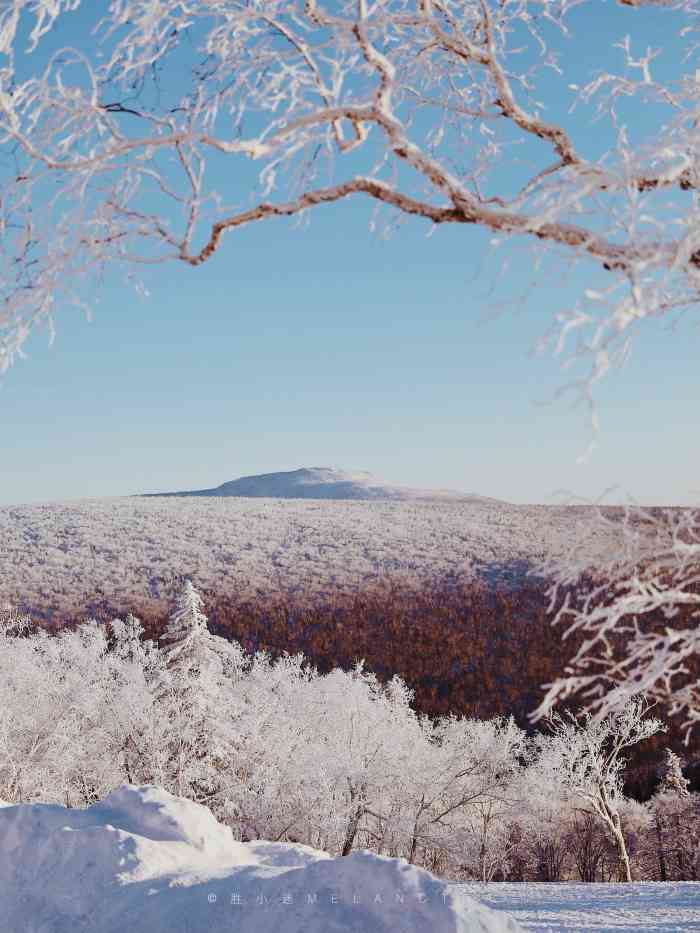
(0, 785), (522, 933)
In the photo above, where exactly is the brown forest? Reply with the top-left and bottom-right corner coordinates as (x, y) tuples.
(46, 572), (699, 801)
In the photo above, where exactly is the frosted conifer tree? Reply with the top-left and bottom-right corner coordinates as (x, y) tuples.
(161, 581), (215, 677)
(160, 579), (245, 688)
(657, 750), (690, 799)
(157, 580), (243, 803)
(650, 750), (697, 881)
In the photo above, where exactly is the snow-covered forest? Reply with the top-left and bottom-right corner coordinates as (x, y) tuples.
(0, 495), (614, 620)
(2, 583), (697, 885)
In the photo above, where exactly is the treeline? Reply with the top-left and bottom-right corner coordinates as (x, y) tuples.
(46, 575), (567, 724)
(185, 578), (700, 797)
(45, 574), (699, 798)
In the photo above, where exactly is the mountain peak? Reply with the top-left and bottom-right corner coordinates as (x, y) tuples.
(146, 467), (493, 502)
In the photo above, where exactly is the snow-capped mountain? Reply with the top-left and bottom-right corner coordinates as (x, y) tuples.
(146, 467), (493, 502)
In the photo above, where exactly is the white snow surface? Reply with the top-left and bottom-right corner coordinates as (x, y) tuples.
(0, 784), (523, 933)
(459, 881), (700, 931)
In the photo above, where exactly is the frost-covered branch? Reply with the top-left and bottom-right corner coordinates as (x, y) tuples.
(1, 0), (700, 397)
(536, 504), (700, 735)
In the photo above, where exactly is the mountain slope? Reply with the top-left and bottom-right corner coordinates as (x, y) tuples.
(146, 467), (494, 502)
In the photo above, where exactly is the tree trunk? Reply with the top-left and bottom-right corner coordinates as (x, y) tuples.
(408, 830), (418, 865)
(599, 796), (632, 883)
(673, 813), (689, 880)
(654, 814), (667, 882)
(408, 796), (425, 865)
(341, 804), (364, 856)
(479, 840), (488, 883)
(611, 816), (632, 883)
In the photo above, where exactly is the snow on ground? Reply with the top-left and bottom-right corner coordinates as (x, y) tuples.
(0, 784), (523, 933)
(1, 786), (696, 933)
(0, 494), (613, 620)
(461, 881), (700, 932)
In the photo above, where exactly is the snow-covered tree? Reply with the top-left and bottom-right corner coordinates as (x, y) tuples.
(218, 649), (327, 844)
(0, 603), (32, 637)
(657, 749), (690, 798)
(646, 747), (699, 881)
(0, 614), (158, 805)
(515, 738), (577, 881)
(419, 716), (527, 881)
(162, 580), (223, 679)
(157, 579), (244, 803)
(226, 656), (424, 856)
(103, 614), (171, 789)
(546, 699), (664, 882)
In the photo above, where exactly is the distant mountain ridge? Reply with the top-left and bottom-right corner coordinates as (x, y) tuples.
(145, 467), (495, 502)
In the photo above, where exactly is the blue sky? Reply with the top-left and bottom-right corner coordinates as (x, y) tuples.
(1, 2), (698, 506)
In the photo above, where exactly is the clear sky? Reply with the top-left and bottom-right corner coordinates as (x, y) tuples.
(1, 2), (698, 507)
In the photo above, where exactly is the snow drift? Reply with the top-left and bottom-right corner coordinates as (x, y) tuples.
(0, 785), (522, 933)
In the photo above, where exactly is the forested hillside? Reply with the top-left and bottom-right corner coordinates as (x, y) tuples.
(26, 573), (698, 800)
(0, 496), (614, 621)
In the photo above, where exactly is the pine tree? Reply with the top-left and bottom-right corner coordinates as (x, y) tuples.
(651, 749), (695, 881)
(161, 580), (218, 680)
(658, 750), (690, 798)
(157, 580), (244, 804)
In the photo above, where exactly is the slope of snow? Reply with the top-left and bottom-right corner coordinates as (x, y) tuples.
(0, 785), (523, 933)
(459, 881), (700, 932)
(147, 466), (485, 501)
